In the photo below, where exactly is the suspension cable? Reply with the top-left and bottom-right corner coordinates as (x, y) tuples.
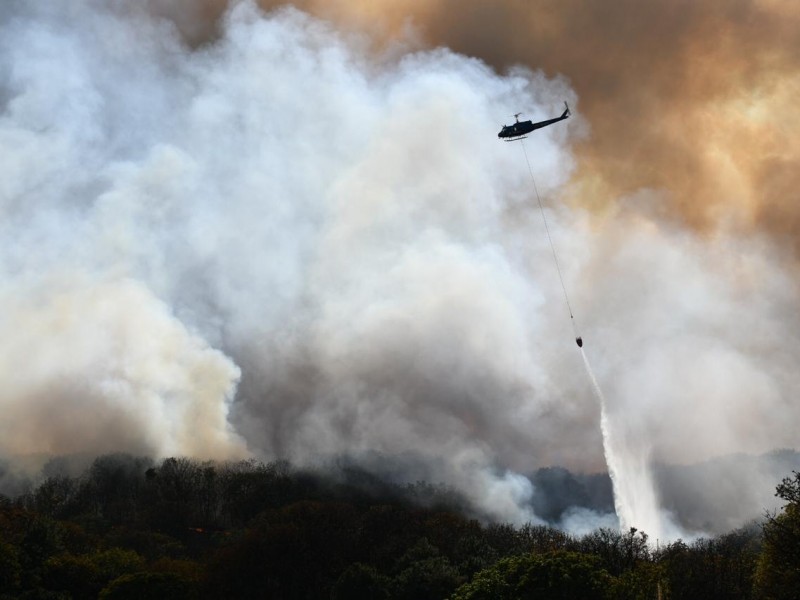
(520, 139), (580, 339)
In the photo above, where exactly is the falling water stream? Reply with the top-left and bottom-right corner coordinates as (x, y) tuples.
(521, 138), (664, 537)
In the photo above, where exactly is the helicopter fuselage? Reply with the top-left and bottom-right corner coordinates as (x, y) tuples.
(498, 104), (570, 140)
(498, 120), (536, 139)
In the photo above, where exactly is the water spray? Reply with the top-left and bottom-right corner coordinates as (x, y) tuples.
(519, 135), (666, 538)
(519, 137), (633, 526)
(580, 348), (626, 525)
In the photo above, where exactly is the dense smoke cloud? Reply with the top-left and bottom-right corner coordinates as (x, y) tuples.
(0, 0), (583, 523)
(1, 0), (799, 533)
(165, 0), (800, 249)
(246, 0), (800, 248)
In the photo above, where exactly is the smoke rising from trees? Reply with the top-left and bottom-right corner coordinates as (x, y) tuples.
(1, 0), (799, 532)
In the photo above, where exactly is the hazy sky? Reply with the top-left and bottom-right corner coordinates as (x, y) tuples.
(1, 0), (798, 532)
(153, 0), (800, 244)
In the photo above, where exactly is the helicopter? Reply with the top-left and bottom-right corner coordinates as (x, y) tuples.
(498, 102), (570, 141)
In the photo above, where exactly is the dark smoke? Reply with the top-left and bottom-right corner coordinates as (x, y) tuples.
(2, 0), (799, 536)
(305, 0), (800, 251)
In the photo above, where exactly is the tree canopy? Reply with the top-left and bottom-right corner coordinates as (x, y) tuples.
(0, 454), (792, 599)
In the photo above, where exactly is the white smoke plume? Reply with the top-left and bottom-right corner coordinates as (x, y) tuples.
(1, 1), (799, 531)
(0, 275), (245, 459)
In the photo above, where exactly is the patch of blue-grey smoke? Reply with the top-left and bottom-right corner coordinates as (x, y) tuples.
(2, 0), (799, 540)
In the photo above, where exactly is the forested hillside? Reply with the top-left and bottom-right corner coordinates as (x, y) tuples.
(1, 455), (798, 599)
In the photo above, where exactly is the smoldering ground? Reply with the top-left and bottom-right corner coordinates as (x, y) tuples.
(1, 0), (799, 535)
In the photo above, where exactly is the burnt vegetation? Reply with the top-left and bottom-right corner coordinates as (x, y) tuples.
(0, 455), (797, 599)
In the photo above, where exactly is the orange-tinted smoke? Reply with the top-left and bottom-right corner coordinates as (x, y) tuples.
(416, 0), (800, 239)
(155, 0), (800, 249)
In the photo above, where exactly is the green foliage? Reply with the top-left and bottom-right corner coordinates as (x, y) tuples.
(0, 540), (22, 595)
(12, 513), (66, 591)
(609, 562), (664, 600)
(3, 456), (800, 599)
(148, 557), (202, 581)
(658, 526), (760, 600)
(103, 528), (186, 561)
(23, 477), (77, 519)
(450, 550), (613, 600)
(90, 548), (146, 582)
(331, 563), (391, 600)
(41, 548), (145, 600)
(81, 454), (154, 527)
(754, 471), (800, 599)
(217, 459), (294, 525)
(41, 553), (100, 600)
(578, 527), (650, 576)
(775, 471), (800, 505)
(392, 538), (462, 600)
(99, 572), (196, 600)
